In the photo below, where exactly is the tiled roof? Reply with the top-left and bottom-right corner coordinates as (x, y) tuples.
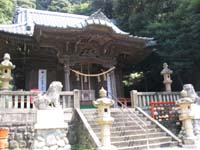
(0, 8), (155, 45)
(0, 8), (127, 36)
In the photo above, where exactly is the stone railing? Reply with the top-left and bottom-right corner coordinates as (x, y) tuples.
(130, 90), (200, 109)
(0, 90), (81, 109)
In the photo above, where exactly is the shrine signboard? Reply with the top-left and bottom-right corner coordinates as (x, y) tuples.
(38, 69), (47, 92)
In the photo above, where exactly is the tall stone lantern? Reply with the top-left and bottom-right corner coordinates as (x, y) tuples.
(93, 87), (117, 150)
(161, 63), (173, 92)
(0, 53), (15, 90)
(176, 89), (196, 147)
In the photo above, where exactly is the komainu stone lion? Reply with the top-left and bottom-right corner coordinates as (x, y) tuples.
(183, 84), (200, 105)
(34, 81), (63, 109)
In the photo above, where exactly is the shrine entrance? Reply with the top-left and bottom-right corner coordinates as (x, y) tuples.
(64, 62), (117, 106)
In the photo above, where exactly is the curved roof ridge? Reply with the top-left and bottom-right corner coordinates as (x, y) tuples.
(16, 7), (88, 20)
(88, 9), (111, 22)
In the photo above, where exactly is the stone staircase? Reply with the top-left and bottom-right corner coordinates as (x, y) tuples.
(81, 108), (180, 150)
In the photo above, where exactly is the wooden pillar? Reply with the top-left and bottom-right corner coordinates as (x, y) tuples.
(64, 64), (70, 91)
(107, 70), (117, 100)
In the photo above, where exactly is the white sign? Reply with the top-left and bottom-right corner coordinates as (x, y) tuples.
(38, 69), (47, 92)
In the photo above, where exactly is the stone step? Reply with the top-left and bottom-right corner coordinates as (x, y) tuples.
(91, 124), (156, 132)
(81, 108), (179, 149)
(82, 110), (143, 116)
(110, 132), (167, 142)
(81, 109), (138, 116)
(112, 136), (172, 147)
(116, 141), (178, 150)
(88, 120), (152, 127)
(95, 128), (161, 137)
(81, 108), (135, 113)
(84, 115), (148, 122)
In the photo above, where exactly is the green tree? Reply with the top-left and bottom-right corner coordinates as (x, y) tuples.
(0, 0), (15, 24)
(16, 0), (36, 8)
(47, 0), (71, 12)
(36, 0), (51, 10)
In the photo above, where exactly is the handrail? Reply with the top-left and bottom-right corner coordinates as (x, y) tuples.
(136, 107), (182, 143)
(108, 92), (150, 149)
(76, 108), (101, 148)
(117, 100), (150, 149)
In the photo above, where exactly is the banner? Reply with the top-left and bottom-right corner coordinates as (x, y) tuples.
(38, 69), (47, 92)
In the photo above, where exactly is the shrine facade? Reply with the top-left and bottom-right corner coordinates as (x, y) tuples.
(0, 8), (155, 100)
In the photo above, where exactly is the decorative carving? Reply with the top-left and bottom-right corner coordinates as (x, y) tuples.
(34, 81), (63, 109)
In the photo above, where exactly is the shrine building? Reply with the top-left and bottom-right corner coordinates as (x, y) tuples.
(0, 8), (155, 102)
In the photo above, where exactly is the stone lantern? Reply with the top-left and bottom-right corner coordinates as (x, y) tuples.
(161, 63), (173, 92)
(93, 87), (117, 150)
(0, 53), (15, 90)
(176, 89), (196, 146)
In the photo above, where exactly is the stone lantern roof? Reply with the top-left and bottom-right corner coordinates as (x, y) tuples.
(0, 53), (15, 69)
(161, 63), (173, 75)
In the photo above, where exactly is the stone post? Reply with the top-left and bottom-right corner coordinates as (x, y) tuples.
(130, 90), (138, 107)
(0, 53), (15, 90)
(176, 89), (196, 147)
(161, 63), (172, 92)
(93, 87), (117, 150)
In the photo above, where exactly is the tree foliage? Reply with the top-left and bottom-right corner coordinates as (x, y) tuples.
(0, 0), (15, 24)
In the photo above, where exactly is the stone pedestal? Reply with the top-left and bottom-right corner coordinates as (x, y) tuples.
(32, 109), (71, 150)
(34, 109), (68, 129)
(93, 87), (117, 150)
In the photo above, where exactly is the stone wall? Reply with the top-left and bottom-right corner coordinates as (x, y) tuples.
(32, 129), (70, 150)
(0, 109), (35, 149)
(0, 108), (73, 149)
(0, 123), (34, 150)
(68, 110), (96, 150)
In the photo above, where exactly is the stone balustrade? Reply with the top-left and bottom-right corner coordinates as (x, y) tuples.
(130, 90), (200, 109)
(0, 90), (81, 109)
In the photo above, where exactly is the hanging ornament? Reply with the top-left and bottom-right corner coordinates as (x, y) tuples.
(97, 76), (101, 82)
(76, 73), (80, 81)
(84, 76), (88, 83)
(103, 74), (107, 81)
